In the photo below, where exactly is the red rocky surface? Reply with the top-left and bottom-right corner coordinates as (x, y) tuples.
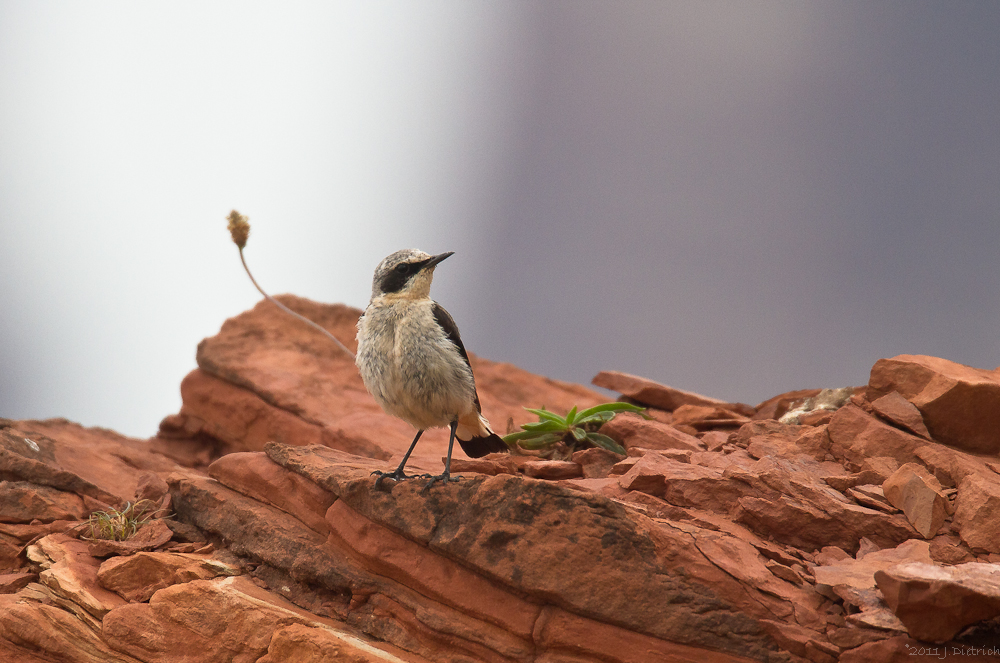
(2, 298), (1000, 662)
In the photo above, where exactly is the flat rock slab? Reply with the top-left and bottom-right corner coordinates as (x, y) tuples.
(97, 552), (239, 603)
(875, 562), (1000, 642)
(336, 469), (783, 660)
(601, 412), (704, 453)
(1, 418), (186, 505)
(102, 575), (424, 663)
(869, 391), (931, 439)
(592, 370), (753, 415)
(868, 354), (1000, 454)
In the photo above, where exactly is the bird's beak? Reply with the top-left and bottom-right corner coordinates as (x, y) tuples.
(424, 251), (454, 269)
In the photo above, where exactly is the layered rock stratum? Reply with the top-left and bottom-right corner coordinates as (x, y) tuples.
(2, 295), (1000, 662)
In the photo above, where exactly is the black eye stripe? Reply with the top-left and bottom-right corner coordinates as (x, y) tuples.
(380, 259), (430, 293)
(395, 259), (431, 275)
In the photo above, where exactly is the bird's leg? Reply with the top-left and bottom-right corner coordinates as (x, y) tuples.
(373, 429), (425, 488)
(423, 420), (463, 491)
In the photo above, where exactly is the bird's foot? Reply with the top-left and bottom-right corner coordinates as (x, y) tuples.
(371, 469), (427, 489)
(421, 472), (463, 492)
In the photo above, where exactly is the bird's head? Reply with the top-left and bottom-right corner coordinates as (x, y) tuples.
(371, 249), (453, 300)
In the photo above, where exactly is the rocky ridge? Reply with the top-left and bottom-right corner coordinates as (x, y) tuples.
(1, 295), (999, 662)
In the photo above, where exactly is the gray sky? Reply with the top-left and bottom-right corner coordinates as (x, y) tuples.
(2, 2), (998, 438)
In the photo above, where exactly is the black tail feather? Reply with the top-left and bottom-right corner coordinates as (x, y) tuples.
(457, 432), (509, 458)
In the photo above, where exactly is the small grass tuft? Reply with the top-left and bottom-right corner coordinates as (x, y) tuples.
(86, 500), (160, 541)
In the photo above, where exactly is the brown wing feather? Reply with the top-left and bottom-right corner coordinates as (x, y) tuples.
(431, 302), (483, 413)
(432, 303), (508, 457)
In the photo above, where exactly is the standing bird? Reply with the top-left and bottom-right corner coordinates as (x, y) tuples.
(356, 249), (508, 488)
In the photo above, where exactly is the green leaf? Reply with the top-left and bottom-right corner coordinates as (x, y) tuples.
(502, 430), (548, 443)
(524, 408), (566, 425)
(564, 406), (578, 425)
(571, 426), (588, 442)
(517, 432), (564, 450)
(521, 420), (568, 433)
(585, 433), (626, 456)
(574, 411), (617, 426)
(576, 402), (647, 420)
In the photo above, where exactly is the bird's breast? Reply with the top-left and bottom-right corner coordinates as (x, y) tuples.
(356, 300), (476, 430)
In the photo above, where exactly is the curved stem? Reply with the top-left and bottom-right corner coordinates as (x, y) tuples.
(239, 248), (355, 360)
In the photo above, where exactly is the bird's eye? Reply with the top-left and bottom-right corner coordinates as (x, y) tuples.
(394, 263), (412, 275)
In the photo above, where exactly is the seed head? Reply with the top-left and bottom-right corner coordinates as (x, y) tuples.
(227, 210), (250, 249)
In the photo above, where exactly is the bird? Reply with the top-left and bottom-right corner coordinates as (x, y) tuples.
(355, 249), (509, 489)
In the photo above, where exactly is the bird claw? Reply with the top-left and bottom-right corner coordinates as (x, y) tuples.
(371, 469), (408, 489)
(421, 472), (463, 492)
(372, 469), (434, 489)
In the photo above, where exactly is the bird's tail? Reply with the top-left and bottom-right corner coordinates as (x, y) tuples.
(456, 413), (509, 458)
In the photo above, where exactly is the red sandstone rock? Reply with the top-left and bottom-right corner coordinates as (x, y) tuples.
(325, 499), (540, 643)
(523, 459), (582, 480)
(0, 480), (87, 523)
(0, 520), (78, 573)
(736, 420), (818, 462)
(86, 519), (174, 558)
(257, 623), (412, 663)
(571, 446), (624, 478)
(699, 429), (731, 452)
(448, 453), (521, 476)
(759, 619), (838, 663)
(929, 535), (976, 565)
(181, 458), (794, 660)
(953, 472), (1000, 554)
(826, 404), (928, 470)
(670, 404), (750, 431)
(103, 576), (417, 663)
(0, 594), (142, 663)
(208, 452), (335, 536)
(600, 412), (704, 453)
(592, 370), (753, 415)
(868, 391), (931, 439)
(0, 573), (34, 595)
(160, 368), (391, 462)
(723, 456), (917, 552)
(618, 452), (754, 512)
(813, 539), (934, 634)
(875, 561), (1000, 642)
(882, 463), (947, 539)
(97, 551), (238, 603)
(846, 484), (898, 513)
(2, 418), (187, 504)
(857, 456), (901, 484)
(27, 534), (127, 623)
(912, 443), (985, 489)
(536, 606), (763, 663)
(10, 298), (1000, 662)
(868, 354), (1000, 454)
(134, 472), (169, 502)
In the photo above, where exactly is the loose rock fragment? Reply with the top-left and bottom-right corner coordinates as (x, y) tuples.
(875, 561), (1000, 642)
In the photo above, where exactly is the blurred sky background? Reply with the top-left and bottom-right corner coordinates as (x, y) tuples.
(1, 2), (999, 438)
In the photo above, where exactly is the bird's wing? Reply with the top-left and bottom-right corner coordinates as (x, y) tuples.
(431, 302), (483, 414)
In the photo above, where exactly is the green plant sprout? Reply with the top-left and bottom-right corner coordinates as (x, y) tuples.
(503, 403), (648, 457)
(86, 500), (161, 541)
